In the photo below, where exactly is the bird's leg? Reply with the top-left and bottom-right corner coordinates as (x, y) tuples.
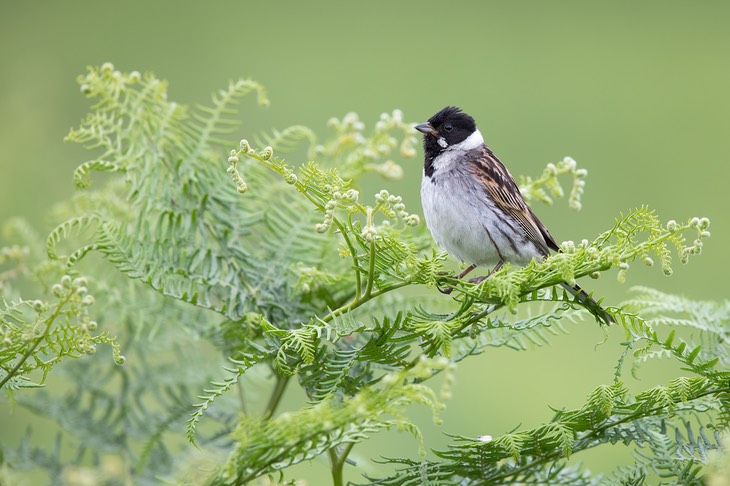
(457, 264), (477, 279)
(468, 261), (504, 285)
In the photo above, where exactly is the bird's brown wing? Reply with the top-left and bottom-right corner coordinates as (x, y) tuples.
(469, 147), (559, 254)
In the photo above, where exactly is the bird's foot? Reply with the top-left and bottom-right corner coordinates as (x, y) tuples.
(436, 271), (455, 294)
(468, 275), (487, 285)
(437, 285), (454, 295)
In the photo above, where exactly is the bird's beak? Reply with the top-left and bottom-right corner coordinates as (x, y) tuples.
(415, 122), (438, 137)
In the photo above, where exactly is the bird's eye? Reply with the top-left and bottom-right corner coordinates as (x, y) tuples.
(444, 124), (453, 132)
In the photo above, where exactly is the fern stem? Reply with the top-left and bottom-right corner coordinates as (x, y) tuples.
(322, 280), (411, 324)
(333, 217), (361, 299)
(363, 239), (376, 298)
(264, 373), (290, 417)
(328, 442), (355, 486)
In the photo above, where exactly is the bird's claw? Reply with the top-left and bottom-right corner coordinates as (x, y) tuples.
(437, 284), (454, 295)
(436, 271), (455, 294)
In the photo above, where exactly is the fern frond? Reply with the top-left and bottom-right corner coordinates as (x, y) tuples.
(46, 215), (101, 260)
(187, 351), (270, 445)
(187, 78), (268, 157)
(280, 326), (318, 364)
(73, 159), (120, 189)
(582, 382), (627, 421)
(357, 315), (412, 368)
(300, 346), (361, 402)
(615, 288), (729, 382)
(519, 156), (586, 210)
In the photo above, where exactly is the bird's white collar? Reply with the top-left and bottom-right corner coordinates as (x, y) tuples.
(449, 129), (484, 152)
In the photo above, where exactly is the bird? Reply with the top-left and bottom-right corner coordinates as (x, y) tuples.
(415, 106), (613, 324)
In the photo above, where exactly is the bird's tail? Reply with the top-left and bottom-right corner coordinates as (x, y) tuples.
(560, 282), (614, 325)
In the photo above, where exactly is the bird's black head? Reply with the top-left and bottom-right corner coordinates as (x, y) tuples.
(415, 106), (478, 176)
(415, 106), (477, 153)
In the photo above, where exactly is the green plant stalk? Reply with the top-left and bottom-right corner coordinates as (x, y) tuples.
(363, 239), (376, 298)
(321, 280), (411, 325)
(264, 372), (290, 417)
(328, 442), (355, 486)
(333, 217), (361, 300)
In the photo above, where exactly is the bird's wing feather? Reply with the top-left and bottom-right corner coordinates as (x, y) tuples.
(527, 205), (560, 252)
(469, 147), (559, 254)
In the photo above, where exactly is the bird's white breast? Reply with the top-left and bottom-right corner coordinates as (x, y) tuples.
(421, 166), (505, 267)
(420, 131), (542, 267)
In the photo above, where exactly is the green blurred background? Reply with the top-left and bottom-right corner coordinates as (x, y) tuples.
(1, 0), (728, 483)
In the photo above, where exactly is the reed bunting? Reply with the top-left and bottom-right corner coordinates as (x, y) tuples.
(415, 106), (613, 324)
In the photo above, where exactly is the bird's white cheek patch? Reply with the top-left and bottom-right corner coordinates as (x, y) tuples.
(437, 137), (448, 148)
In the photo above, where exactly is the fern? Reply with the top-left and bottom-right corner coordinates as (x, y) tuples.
(1, 64), (725, 486)
(218, 359), (445, 484)
(187, 351), (271, 446)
